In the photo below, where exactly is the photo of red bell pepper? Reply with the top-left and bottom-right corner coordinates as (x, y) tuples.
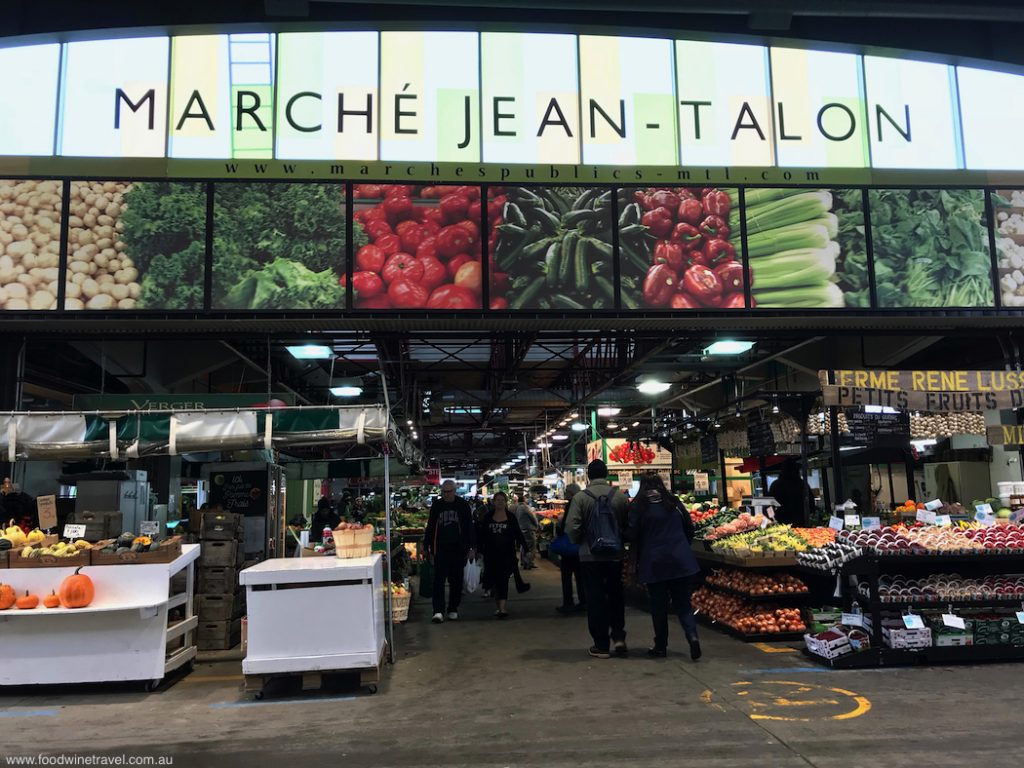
(720, 292), (746, 308)
(642, 264), (678, 307)
(677, 197), (704, 225)
(703, 238), (737, 268)
(713, 261), (745, 293)
(641, 207), (675, 239)
(653, 240), (685, 272)
(670, 293), (699, 309)
(701, 189), (731, 218)
(682, 264), (723, 305)
(648, 190), (681, 211)
(670, 222), (704, 251)
(699, 215), (729, 240)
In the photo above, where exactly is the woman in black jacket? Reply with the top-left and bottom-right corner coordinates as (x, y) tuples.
(478, 491), (529, 619)
(626, 474), (702, 660)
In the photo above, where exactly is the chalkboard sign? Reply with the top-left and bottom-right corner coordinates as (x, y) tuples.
(846, 411), (909, 446)
(209, 470), (267, 517)
(700, 433), (719, 464)
(746, 417), (776, 456)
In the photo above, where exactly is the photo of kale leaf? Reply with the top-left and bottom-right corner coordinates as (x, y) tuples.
(119, 182), (206, 310)
(212, 183), (367, 310)
(869, 189), (993, 308)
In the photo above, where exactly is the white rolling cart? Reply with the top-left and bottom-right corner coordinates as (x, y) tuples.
(0, 544), (200, 691)
(239, 553), (386, 698)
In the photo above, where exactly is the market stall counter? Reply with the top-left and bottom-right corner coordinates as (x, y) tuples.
(0, 544), (200, 691)
(240, 553), (386, 697)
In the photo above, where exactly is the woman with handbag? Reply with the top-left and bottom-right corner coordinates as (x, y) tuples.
(553, 483), (585, 614)
(626, 474), (702, 660)
(478, 491), (529, 619)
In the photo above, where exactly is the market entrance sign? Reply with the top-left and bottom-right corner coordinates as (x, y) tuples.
(0, 29), (1022, 179)
(820, 370), (1024, 412)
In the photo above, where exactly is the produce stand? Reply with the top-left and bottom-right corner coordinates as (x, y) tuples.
(801, 552), (1024, 668)
(695, 549), (799, 569)
(239, 553), (386, 698)
(0, 544), (200, 691)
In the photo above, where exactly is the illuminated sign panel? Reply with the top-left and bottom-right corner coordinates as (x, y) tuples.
(0, 29), (1016, 173)
(481, 32), (580, 164)
(59, 37), (170, 158)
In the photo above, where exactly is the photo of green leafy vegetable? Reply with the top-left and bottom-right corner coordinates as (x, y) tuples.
(212, 183), (363, 310)
(743, 188), (867, 309)
(869, 188), (993, 308)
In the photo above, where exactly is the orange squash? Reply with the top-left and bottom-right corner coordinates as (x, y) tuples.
(59, 566), (94, 609)
(16, 591), (39, 609)
(43, 590), (61, 609)
(0, 582), (14, 610)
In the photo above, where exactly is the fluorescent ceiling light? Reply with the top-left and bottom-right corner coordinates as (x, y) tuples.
(330, 385), (363, 397)
(620, 426), (628, 431)
(597, 407), (621, 417)
(538, 442), (553, 448)
(839, 445), (866, 452)
(632, 421), (640, 427)
(552, 434), (569, 441)
(287, 344), (332, 360)
(517, 454), (527, 459)
(406, 419), (414, 426)
(528, 448), (540, 454)
(444, 406), (482, 415)
(606, 423), (619, 430)
(637, 380), (671, 395)
(571, 422), (588, 432)
(704, 340), (755, 356)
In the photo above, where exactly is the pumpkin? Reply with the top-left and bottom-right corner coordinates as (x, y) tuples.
(59, 566), (94, 609)
(0, 582), (15, 610)
(43, 591), (61, 609)
(16, 591), (39, 610)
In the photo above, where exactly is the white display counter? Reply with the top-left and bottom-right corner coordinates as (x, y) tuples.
(0, 544), (200, 690)
(240, 553), (386, 696)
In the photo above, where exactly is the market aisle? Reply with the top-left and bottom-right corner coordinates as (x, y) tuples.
(3, 559), (1024, 767)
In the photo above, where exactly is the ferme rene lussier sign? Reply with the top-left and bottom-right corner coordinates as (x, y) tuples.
(0, 30), (1022, 171)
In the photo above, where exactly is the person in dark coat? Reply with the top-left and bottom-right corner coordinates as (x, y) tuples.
(310, 497), (341, 543)
(477, 491), (529, 619)
(423, 480), (476, 623)
(768, 459), (814, 527)
(626, 473), (702, 660)
(555, 483), (585, 614)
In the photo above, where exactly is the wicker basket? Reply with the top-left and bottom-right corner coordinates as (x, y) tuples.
(391, 591), (412, 623)
(332, 527), (374, 559)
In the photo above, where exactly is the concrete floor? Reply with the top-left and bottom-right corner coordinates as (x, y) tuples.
(2, 561), (1023, 767)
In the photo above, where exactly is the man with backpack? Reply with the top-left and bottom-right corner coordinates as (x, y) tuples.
(564, 460), (631, 658)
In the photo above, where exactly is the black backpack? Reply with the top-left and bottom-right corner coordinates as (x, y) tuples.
(584, 487), (623, 556)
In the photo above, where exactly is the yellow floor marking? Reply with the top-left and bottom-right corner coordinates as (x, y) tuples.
(730, 680), (872, 722)
(701, 690), (714, 703)
(181, 675), (243, 684)
(771, 698), (841, 707)
(753, 643), (798, 653)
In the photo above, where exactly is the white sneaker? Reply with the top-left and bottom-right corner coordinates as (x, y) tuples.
(432, 613), (444, 623)
(447, 611), (459, 621)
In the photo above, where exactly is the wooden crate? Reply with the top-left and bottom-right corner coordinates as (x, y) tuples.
(89, 537), (183, 566)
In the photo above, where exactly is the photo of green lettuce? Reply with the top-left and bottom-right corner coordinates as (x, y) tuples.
(212, 183), (367, 310)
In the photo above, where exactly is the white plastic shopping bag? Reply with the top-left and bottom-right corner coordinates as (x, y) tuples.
(463, 558), (481, 594)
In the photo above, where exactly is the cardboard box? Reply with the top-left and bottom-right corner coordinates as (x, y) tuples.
(804, 632), (852, 659)
(200, 540), (244, 567)
(883, 627), (932, 649)
(201, 512), (243, 541)
(935, 633), (974, 647)
(198, 566), (238, 595)
(197, 618), (242, 651)
(197, 593), (246, 622)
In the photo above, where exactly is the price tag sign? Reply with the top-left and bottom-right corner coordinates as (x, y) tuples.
(934, 514), (952, 527)
(862, 517), (881, 531)
(975, 503), (994, 516)
(942, 613), (966, 630)
(1016, 611), (1024, 625)
(975, 507), (996, 526)
(64, 524), (86, 541)
(924, 499), (944, 511)
(694, 473), (710, 493)
(828, 516), (844, 531)
(841, 612), (864, 627)
(760, 516), (771, 529)
(844, 514), (861, 529)
(917, 509), (937, 525)
(36, 495), (57, 530)
(903, 614), (925, 630)
(140, 520), (160, 536)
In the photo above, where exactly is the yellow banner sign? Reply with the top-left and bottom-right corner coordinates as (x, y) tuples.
(823, 370), (1024, 393)
(822, 384), (1023, 412)
(986, 425), (1024, 446)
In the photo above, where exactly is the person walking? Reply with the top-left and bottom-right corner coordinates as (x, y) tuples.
(555, 483), (586, 615)
(768, 459), (814, 527)
(625, 474), (702, 661)
(514, 494), (540, 570)
(424, 480), (475, 623)
(477, 491), (529, 619)
(565, 460), (630, 659)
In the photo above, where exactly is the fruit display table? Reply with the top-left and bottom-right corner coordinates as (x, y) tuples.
(0, 544), (200, 690)
(239, 553), (386, 697)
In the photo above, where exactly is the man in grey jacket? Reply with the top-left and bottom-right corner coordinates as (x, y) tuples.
(565, 460), (631, 658)
(514, 495), (540, 569)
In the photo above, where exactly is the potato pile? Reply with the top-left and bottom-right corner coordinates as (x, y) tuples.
(0, 180), (62, 310)
(65, 181), (139, 310)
